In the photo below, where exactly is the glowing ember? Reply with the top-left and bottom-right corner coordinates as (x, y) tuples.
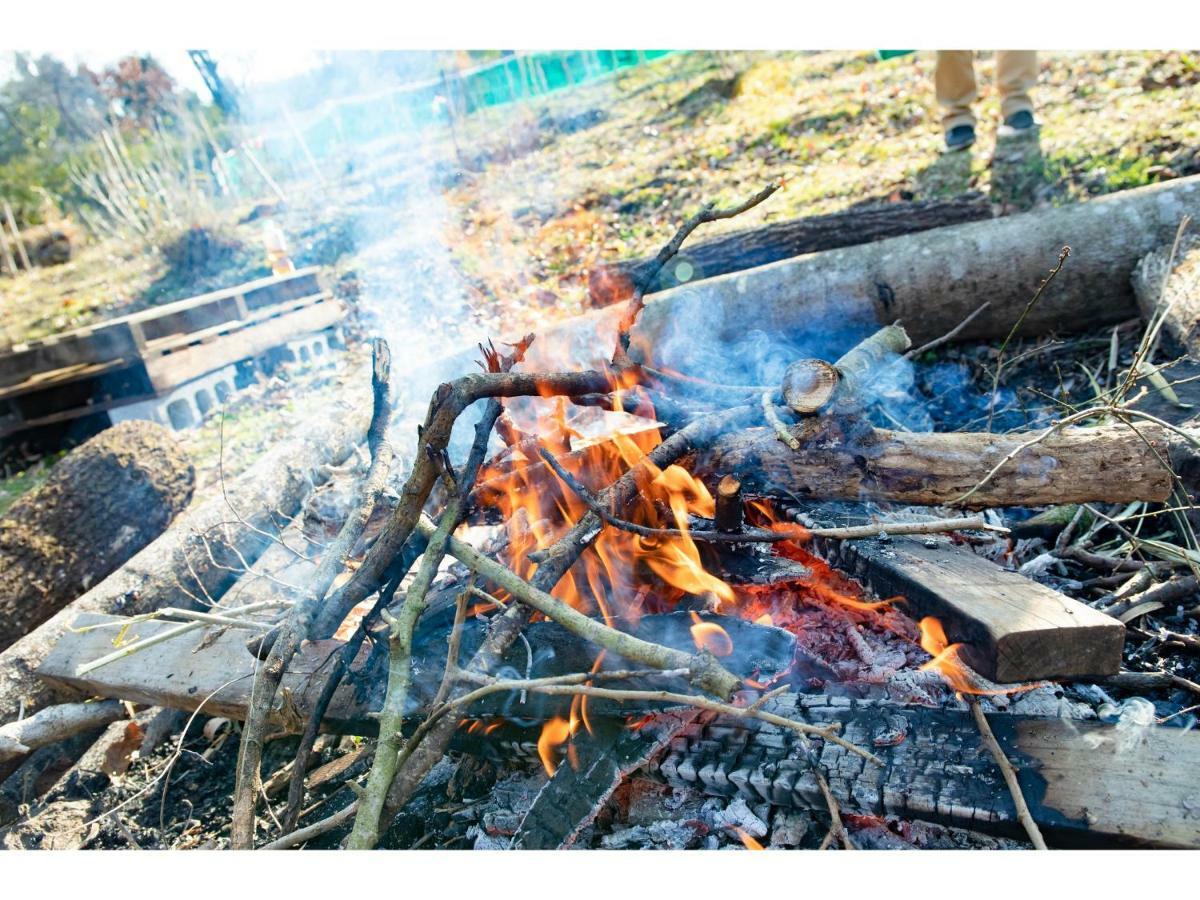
(537, 716), (572, 777)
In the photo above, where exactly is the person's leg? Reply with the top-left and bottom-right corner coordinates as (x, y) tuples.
(996, 50), (1038, 121)
(935, 50), (978, 131)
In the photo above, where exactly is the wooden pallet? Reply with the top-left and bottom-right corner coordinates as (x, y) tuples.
(0, 268), (341, 438)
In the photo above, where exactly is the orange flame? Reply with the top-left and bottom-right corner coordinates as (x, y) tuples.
(918, 617), (1035, 696)
(689, 611), (734, 657)
(476, 391), (735, 625)
(537, 716), (572, 777)
(735, 827), (765, 850)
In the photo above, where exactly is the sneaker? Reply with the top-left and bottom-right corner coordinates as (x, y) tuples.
(998, 110), (1038, 137)
(944, 124), (976, 152)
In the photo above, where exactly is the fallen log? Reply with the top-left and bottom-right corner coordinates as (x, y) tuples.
(587, 196), (993, 305)
(0, 385), (368, 730)
(0, 421), (194, 651)
(629, 175), (1200, 358)
(697, 421), (1176, 509)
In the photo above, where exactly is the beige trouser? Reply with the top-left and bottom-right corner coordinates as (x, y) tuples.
(935, 50), (1038, 131)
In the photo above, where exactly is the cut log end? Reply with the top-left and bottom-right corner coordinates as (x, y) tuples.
(782, 359), (840, 414)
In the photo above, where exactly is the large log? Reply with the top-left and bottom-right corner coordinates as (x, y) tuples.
(628, 176), (1200, 360)
(0, 386), (369, 730)
(587, 196), (993, 305)
(0, 421), (195, 651)
(697, 422), (1176, 509)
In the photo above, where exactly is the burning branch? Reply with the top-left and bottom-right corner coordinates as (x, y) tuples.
(418, 516), (742, 699)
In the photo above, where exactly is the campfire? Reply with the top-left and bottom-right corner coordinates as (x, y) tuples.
(10, 180), (1200, 854)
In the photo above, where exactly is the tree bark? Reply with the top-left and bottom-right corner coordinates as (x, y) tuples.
(629, 175), (1200, 356)
(587, 196), (993, 305)
(0, 421), (194, 651)
(1133, 232), (1200, 359)
(696, 422), (1175, 509)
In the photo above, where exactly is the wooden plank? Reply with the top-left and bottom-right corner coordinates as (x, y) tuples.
(819, 535), (1125, 683)
(0, 267), (325, 389)
(36, 610), (797, 730)
(657, 692), (1200, 848)
(38, 613), (371, 732)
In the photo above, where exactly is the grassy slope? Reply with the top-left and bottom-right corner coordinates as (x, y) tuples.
(443, 50), (1200, 320)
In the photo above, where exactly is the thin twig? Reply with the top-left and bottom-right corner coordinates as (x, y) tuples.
(969, 700), (1048, 849)
(986, 247), (1070, 431)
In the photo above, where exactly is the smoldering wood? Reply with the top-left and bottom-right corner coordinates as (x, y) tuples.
(626, 175), (1200, 356)
(815, 534), (1125, 682)
(696, 421), (1176, 509)
(654, 692), (1200, 848)
(0, 389), (368, 728)
(587, 196), (994, 304)
(511, 711), (702, 849)
(1133, 231), (1200, 360)
(0, 421), (195, 652)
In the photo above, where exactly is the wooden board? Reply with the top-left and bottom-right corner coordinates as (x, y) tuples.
(36, 611), (798, 731)
(817, 535), (1125, 683)
(0, 267), (324, 391)
(656, 692), (1200, 848)
(143, 298), (341, 391)
(37, 613), (371, 733)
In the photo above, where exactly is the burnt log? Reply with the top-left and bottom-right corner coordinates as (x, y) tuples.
(587, 196), (993, 306)
(0, 421), (194, 652)
(696, 422), (1176, 509)
(656, 692), (1200, 848)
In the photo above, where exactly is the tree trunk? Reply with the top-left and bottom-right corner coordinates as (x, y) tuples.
(587, 196), (993, 306)
(696, 422), (1175, 509)
(0, 421), (194, 651)
(630, 175), (1200, 358)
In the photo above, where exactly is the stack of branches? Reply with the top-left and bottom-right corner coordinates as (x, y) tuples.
(221, 188), (1199, 852)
